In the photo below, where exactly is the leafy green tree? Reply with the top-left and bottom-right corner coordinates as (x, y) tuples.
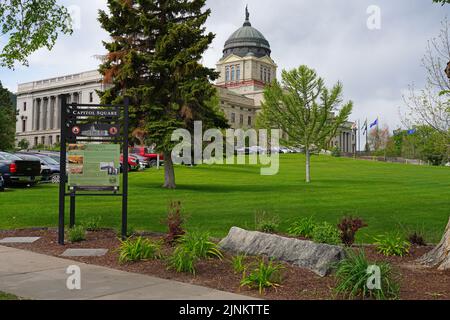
(0, 82), (16, 150)
(433, 0), (450, 5)
(98, 0), (228, 189)
(258, 65), (353, 183)
(0, 0), (72, 68)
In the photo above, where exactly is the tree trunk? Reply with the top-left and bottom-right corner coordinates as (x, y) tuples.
(305, 149), (311, 183)
(163, 150), (176, 189)
(417, 217), (450, 270)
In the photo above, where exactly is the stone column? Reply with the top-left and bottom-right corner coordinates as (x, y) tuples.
(45, 98), (51, 130)
(32, 99), (36, 131)
(56, 96), (61, 129)
(37, 99), (42, 131)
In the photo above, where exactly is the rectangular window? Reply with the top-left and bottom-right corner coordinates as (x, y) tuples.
(240, 114), (244, 125)
(260, 67), (263, 80)
(236, 65), (240, 81)
(89, 92), (94, 103)
(268, 69), (271, 83)
(225, 67), (230, 82)
(264, 68), (267, 82)
(23, 102), (27, 111)
(231, 113), (236, 123)
(56, 135), (60, 144)
(231, 66), (235, 81)
(248, 116), (252, 126)
(22, 119), (26, 132)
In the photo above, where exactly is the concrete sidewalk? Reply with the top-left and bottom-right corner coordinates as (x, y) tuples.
(0, 245), (255, 300)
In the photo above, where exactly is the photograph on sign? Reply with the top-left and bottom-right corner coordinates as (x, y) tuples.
(68, 144), (120, 189)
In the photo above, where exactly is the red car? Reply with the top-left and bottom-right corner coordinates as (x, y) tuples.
(120, 154), (140, 172)
(130, 147), (164, 167)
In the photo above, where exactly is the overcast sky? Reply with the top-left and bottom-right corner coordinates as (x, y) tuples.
(0, 0), (448, 129)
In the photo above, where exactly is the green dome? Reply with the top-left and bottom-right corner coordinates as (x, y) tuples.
(223, 8), (271, 58)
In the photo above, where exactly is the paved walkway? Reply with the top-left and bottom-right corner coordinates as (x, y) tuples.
(0, 245), (255, 300)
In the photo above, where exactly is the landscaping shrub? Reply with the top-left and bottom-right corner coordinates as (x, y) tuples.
(287, 216), (316, 238)
(337, 216), (367, 246)
(118, 237), (162, 263)
(334, 249), (400, 300)
(254, 210), (279, 233)
(374, 233), (410, 257)
(408, 231), (427, 246)
(83, 216), (102, 232)
(312, 222), (341, 245)
(240, 258), (284, 295)
(168, 246), (198, 274)
(163, 201), (187, 244)
(67, 225), (86, 243)
(178, 232), (223, 260)
(331, 146), (341, 157)
(231, 254), (247, 274)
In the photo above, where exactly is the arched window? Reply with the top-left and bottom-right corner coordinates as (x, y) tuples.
(236, 65), (240, 81)
(231, 66), (235, 81)
(225, 66), (230, 82)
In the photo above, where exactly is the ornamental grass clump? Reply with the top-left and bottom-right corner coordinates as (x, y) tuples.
(240, 258), (284, 295)
(333, 249), (400, 300)
(118, 237), (162, 263)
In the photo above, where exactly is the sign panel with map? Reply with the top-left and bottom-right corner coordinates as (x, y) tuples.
(68, 144), (120, 191)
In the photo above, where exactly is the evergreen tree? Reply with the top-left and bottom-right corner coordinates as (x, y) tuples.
(98, 0), (228, 189)
(0, 82), (16, 150)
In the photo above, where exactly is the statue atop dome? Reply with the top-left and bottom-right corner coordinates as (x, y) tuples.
(244, 5), (251, 27)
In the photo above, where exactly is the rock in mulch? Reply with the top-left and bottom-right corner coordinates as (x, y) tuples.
(219, 227), (345, 277)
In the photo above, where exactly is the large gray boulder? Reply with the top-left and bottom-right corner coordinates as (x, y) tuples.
(219, 227), (346, 277)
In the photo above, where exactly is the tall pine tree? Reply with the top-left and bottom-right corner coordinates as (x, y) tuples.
(98, 0), (227, 189)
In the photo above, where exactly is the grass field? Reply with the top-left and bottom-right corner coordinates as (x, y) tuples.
(0, 154), (449, 243)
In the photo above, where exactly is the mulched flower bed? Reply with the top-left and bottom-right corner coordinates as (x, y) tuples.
(1, 228), (449, 300)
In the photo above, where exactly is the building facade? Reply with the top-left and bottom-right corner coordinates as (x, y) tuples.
(15, 70), (104, 147)
(15, 8), (356, 153)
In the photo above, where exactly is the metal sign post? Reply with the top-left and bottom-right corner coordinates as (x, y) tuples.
(58, 95), (130, 245)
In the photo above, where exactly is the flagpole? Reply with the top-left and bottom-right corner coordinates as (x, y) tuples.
(365, 118), (368, 153)
(358, 119), (361, 153)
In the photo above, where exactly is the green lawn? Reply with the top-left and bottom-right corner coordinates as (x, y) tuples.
(0, 154), (449, 243)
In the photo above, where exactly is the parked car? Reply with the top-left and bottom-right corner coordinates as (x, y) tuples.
(120, 154), (140, 172)
(16, 152), (60, 184)
(0, 151), (41, 186)
(0, 174), (4, 191)
(14, 153), (54, 183)
(130, 147), (164, 167)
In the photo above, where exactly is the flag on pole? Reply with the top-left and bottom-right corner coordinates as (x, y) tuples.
(362, 119), (368, 135)
(407, 129), (417, 135)
(370, 118), (378, 129)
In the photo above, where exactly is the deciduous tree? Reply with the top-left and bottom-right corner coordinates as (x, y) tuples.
(0, 82), (16, 150)
(0, 0), (72, 68)
(258, 65), (353, 183)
